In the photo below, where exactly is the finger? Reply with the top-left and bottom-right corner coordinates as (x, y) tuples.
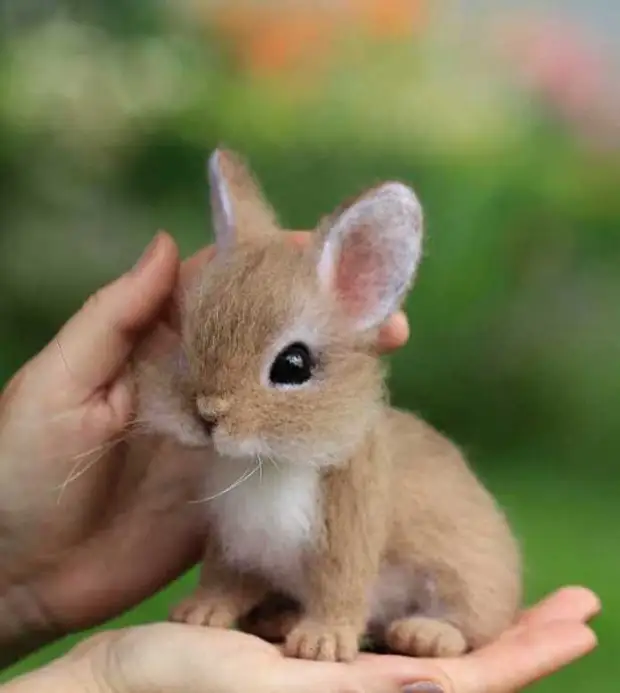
(446, 620), (597, 693)
(286, 230), (312, 246)
(272, 655), (440, 693)
(40, 520), (202, 632)
(33, 453), (205, 631)
(179, 245), (216, 285)
(352, 654), (448, 693)
(37, 232), (179, 398)
(377, 311), (410, 354)
(514, 586), (601, 631)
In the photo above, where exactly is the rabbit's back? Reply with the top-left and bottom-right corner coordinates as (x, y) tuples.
(377, 407), (522, 648)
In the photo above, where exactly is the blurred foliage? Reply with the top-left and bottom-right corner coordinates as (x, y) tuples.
(0, 2), (618, 690)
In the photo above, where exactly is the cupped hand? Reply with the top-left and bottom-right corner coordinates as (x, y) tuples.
(0, 230), (408, 665)
(6, 586), (599, 693)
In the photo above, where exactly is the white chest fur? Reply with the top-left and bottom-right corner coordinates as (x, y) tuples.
(204, 456), (322, 598)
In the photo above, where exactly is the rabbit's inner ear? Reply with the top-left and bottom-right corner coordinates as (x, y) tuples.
(317, 182), (423, 331)
(207, 148), (279, 249)
(208, 149), (236, 250)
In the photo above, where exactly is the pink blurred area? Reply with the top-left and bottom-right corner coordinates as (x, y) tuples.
(186, 0), (618, 148)
(491, 11), (619, 147)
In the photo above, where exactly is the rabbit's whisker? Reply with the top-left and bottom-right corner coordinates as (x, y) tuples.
(188, 458), (261, 504)
(265, 452), (281, 472)
(54, 439), (119, 504)
(257, 453), (264, 485)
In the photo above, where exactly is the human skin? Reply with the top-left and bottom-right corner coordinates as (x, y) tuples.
(0, 230), (408, 667)
(0, 231), (599, 693)
(2, 587), (600, 693)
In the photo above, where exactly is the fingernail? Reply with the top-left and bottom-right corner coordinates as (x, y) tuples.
(133, 232), (163, 273)
(402, 683), (444, 693)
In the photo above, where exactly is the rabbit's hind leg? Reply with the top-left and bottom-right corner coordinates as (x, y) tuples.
(384, 615), (467, 657)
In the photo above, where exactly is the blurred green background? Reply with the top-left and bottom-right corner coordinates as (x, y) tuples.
(1, 0), (618, 690)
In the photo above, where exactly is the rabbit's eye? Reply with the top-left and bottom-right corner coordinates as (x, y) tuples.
(269, 342), (315, 387)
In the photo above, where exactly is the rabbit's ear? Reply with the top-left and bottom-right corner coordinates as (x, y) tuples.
(316, 182), (423, 331)
(208, 148), (278, 250)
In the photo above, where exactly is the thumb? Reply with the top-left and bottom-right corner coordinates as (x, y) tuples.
(36, 232), (179, 398)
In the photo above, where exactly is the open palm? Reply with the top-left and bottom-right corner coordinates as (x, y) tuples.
(68, 586), (599, 693)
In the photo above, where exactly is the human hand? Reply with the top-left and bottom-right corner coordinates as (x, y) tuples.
(0, 230), (409, 665)
(3, 587), (600, 693)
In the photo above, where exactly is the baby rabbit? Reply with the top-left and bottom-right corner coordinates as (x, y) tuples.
(132, 148), (522, 663)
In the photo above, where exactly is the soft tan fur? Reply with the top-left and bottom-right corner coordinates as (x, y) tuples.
(129, 149), (522, 663)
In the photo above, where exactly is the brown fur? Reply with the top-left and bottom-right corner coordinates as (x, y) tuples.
(129, 149), (522, 662)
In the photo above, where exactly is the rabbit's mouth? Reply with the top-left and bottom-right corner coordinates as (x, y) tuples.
(211, 429), (349, 471)
(212, 432), (268, 461)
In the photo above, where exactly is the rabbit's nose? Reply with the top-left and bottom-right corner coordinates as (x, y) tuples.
(196, 396), (230, 429)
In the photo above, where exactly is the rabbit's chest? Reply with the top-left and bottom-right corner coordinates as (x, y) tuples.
(205, 459), (321, 597)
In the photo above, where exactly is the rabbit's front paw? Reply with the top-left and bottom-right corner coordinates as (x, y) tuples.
(284, 620), (360, 662)
(386, 616), (467, 657)
(170, 590), (241, 629)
